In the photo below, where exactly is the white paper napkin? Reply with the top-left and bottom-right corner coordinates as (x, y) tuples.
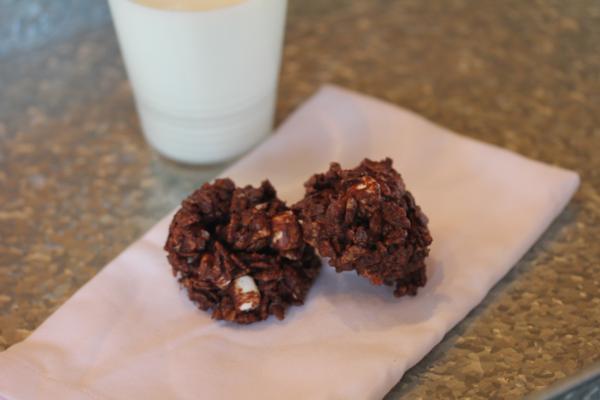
(0, 85), (579, 400)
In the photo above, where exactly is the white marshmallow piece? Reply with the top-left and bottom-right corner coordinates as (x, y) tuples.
(233, 275), (261, 312)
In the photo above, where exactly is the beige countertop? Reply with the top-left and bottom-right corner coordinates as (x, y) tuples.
(0, 1), (599, 398)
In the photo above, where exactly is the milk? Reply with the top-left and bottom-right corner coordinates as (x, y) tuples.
(132, 0), (246, 11)
(108, 0), (288, 164)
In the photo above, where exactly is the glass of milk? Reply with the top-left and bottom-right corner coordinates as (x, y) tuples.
(108, 0), (288, 164)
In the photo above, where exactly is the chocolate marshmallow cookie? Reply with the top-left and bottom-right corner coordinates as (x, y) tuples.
(165, 179), (321, 324)
(294, 158), (432, 297)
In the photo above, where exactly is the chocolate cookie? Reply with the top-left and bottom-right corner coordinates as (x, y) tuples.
(294, 158), (432, 297)
(165, 178), (321, 324)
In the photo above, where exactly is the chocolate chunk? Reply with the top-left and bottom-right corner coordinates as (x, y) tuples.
(294, 158), (432, 297)
(165, 179), (321, 324)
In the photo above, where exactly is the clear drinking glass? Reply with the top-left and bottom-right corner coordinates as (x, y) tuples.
(108, 0), (288, 164)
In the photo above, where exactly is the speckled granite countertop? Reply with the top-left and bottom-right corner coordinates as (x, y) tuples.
(1, 1), (599, 398)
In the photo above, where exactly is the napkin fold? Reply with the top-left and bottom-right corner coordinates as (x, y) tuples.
(0, 86), (579, 400)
